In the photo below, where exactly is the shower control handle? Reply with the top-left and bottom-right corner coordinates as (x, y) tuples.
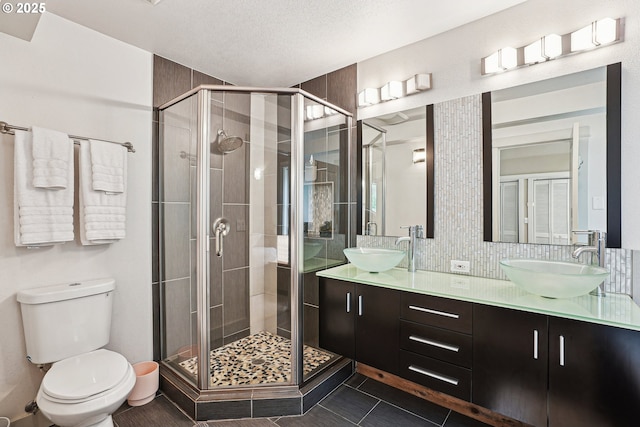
(212, 218), (230, 257)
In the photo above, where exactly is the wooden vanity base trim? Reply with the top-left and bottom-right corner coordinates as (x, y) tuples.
(357, 364), (531, 427)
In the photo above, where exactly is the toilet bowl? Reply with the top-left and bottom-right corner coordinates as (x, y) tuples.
(36, 350), (136, 427)
(17, 279), (135, 427)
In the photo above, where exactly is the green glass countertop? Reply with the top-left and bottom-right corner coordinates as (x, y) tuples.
(316, 264), (640, 332)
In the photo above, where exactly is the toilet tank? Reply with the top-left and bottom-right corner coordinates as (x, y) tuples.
(17, 278), (115, 364)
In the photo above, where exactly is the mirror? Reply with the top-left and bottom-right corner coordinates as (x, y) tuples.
(357, 105), (434, 238)
(483, 63), (621, 247)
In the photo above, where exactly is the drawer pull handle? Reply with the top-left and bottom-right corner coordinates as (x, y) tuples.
(533, 329), (539, 360)
(346, 292), (351, 313)
(559, 335), (565, 366)
(409, 305), (460, 319)
(358, 295), (363, 316)
(409, 335), (459, 353)
(408, 364), (459, 386)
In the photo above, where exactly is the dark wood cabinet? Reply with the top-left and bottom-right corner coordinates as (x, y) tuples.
(398, 292), (474, 400)
(474, 304), (640, 427)
(318, 278), (355, 359)
(354, 283), (400, 373)
(319, 273), (640, 427)
(473, 305), (548, 427)
(548, 317), (640, 427)
(319, 278), (400, 374)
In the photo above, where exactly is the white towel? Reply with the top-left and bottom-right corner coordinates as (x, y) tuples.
(31, 126), (73, 190)
(89, 140), (126, 193)
(14, 130), (74, 246)
(79, 141), (127, 245)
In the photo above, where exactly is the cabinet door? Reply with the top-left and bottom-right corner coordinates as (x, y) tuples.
(319, 278), (355, 359)
(355, 284), (400, 374)
(473, 305), (548, 427)
(549, 317), (640, 427)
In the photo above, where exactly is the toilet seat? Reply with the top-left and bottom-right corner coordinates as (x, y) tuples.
(42, 349), (130, 404)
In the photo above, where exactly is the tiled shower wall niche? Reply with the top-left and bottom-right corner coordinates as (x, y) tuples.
(358, 94), (632, 295)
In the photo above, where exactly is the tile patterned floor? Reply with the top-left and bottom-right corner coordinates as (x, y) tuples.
(176, 331), (334, 386)
(112, 373), (491, 427)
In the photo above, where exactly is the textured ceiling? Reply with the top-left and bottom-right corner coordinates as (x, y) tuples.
(45, 0), (526, 87)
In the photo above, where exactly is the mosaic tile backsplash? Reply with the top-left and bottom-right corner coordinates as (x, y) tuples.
(358, 94), (632, 295)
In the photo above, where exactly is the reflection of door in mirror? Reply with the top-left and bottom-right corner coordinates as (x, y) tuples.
(490, 67), (607, 244)
(362, 122), (385, 236)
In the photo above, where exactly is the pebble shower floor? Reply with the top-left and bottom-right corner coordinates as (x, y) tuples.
(177, 331), (334, 386)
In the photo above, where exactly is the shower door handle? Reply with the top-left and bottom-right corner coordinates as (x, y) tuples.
(212, 218), (230, 257)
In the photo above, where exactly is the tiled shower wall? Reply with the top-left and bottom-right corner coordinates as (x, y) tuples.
(152, 56), (252, 360)
(359, 94), (633, 295)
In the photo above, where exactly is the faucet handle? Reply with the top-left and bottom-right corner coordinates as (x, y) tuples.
(400, 225), (414, 235)
(572, 230), (606, 246)
(415, 225), (424, 238)
(572, 230), (594, 235)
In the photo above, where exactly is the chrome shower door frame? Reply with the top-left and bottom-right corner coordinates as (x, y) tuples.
(195, 89), (212, 390)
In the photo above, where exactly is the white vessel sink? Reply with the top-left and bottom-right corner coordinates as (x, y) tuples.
(499, 258), (609, 299)
(304, 242), (323, 260)
(343, 247), (405, 273)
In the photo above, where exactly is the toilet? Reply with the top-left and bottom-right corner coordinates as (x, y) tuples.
(17, 278), (136, 427)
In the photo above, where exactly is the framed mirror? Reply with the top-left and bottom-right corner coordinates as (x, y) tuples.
(357, 105), (434, 238)
(482, 63), (621, 247)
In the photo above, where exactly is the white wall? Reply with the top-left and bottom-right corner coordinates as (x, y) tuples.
(357, 0), (640, 250)
(0, 13), (153, 419)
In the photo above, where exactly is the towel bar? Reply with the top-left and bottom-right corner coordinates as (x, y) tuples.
(0, 121), (135, 153)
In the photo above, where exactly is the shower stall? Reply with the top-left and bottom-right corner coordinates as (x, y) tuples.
(157, 86), (353, 419)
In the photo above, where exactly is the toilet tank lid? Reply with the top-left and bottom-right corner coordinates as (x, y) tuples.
(17, 278), (115, 305)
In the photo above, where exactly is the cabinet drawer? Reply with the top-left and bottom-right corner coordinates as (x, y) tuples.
(399, 350), (471, 401)
(400, 320), (472, 368)
(401, 293), (472, 334)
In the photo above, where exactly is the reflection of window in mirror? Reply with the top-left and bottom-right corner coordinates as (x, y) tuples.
(490, 67), (607, 245)
(360, 106), (429, 237)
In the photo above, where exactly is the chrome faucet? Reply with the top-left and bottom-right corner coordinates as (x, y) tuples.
(572, 230), (607, 297)
(395, 225), (424, 272)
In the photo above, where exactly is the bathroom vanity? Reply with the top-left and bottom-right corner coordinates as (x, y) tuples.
(317, 265), (640, 427)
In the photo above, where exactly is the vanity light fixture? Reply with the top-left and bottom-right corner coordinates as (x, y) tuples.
(405, 74), (432, 95)
(358, 73), (432, 108)
(357, 88), (380, 107)
(381, 81), (404, 101)
(571, 18), (619, 52)
(305, 104), (324, 120)
(324, 106), (337, 116)
(483, 47), (518, 74)
(483, 17), (621, 75)
(412, 148), (426, 164)
(524, 34), (562, 64)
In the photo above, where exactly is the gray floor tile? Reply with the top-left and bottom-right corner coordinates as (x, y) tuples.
(344, 373), (367, 388)
(319, 385), (379, 424)
(443, 412), (493, 427)
(113, 395), (194, 427)
(208, 419), (277, 426)
(360, 401), (438, 427)
(275, 405), (355, 426)
(358, 378), (450, 425)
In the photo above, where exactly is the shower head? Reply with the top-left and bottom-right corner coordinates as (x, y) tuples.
(215, 129), (244, 153)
